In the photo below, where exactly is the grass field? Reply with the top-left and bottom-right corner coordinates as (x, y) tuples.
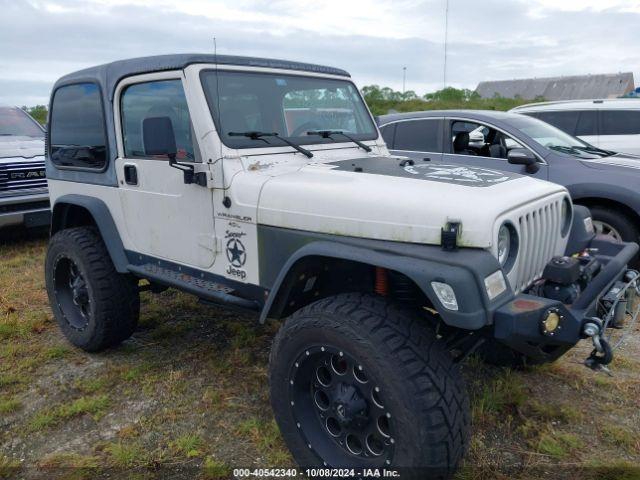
(1, 229), (639, 480)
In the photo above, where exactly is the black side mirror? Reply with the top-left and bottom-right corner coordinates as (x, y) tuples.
(142, 116), (177, 159)
(508, 148), (540, 174)
(141, 116), (206, 186)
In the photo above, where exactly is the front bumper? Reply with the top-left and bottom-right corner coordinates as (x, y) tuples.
(0, 191), (50, 228)
(492, 237), (639, 363)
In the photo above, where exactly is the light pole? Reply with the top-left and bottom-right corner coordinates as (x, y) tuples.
(443, 0), (449, 89)
(402, 66), (407, 94)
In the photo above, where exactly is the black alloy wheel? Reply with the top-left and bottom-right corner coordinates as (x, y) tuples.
(290, 344), (394, 467)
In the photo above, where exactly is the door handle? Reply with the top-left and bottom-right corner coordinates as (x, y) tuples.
(124, 164), (138, 185)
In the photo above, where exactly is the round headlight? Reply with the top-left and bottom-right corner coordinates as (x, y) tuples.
(560, 197), (572, 237)
(498, 224), (511, 266)
(497, 222), (518, 272)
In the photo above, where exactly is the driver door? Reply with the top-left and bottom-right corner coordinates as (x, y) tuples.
(114, 73), (216, 269)
(442, 119), (548, 180)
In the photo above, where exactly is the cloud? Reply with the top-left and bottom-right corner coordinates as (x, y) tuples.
(0, 0), (638, 105)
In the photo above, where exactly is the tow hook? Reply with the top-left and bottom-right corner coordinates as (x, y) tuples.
(582, 318), (613, 375)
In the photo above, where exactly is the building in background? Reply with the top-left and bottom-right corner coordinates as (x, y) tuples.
(476, 72), (634, 100)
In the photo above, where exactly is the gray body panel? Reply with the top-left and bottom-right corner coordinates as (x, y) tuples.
(378, 110), (640, 219)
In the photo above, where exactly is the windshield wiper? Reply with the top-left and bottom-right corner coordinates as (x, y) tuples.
(549, 145), (590, 157)
(573, 145), (615, 157)
(307, 130), (372, 152)
(228, 131), (313, 158)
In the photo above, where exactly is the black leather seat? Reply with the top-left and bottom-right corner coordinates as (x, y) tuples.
(489, 143), (507, 159)
(453, 132), (476, 155)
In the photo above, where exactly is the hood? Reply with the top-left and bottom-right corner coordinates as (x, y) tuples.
(257, 156), (567, 248)
(580, 153), (640, 172)
(0, 136), (45, 160)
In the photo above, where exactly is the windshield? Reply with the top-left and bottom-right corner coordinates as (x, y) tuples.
(0, 107), (44, 138)
(509, 114), (610, 158)
(200, 70), (377, 149)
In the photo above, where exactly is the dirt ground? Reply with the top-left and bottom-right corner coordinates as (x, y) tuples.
(0, 229), (639, 480)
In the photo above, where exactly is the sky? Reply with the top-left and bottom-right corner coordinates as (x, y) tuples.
(1, 0), (639, 106)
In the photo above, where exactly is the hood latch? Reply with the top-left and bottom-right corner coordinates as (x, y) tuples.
(441, 222), (460, 251)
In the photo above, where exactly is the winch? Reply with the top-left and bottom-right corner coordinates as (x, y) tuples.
(535, 250), (601, 305)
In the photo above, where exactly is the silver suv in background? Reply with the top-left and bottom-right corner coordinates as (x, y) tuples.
(511, 99), (640, 156)
(0, 106), (50, 229)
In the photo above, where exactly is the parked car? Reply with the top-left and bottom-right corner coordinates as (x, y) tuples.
(378, 110), (640, 249)
(45, 54), (637, 476)
(0, 106), (50, 229)
(510, 98), (640, 156)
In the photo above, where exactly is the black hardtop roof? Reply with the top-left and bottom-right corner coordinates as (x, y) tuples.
(53, 53), (351, 100)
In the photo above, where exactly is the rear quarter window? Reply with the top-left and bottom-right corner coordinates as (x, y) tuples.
(529, 111), (579, 136)
(49, 83), (107, 170)
(601, 110), (640, 135)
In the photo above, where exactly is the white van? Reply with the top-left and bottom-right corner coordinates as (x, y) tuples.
(511, 98), (640, 156)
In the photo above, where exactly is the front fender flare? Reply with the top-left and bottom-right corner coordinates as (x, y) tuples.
(259, 239), (508, 330)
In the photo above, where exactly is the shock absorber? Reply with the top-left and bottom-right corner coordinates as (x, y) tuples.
(374, 267), (388, 296)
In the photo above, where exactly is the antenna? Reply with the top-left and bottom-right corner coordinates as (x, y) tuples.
(213, 36), (229, 204)
(402, 66), (407, 94)
(443, 0), (449, 89)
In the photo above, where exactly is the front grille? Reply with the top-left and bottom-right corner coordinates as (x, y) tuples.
(0, 160), (47, 196)
(514, 198), (563, 292)
(0, 200), (50, 214)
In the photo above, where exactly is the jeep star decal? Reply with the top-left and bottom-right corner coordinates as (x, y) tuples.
(404, 164), (510, 185)
(226, 238), (246, 268)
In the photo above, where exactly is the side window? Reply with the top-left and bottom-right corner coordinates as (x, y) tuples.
(393, 120), (442, 152)
(575, 111), (598, 136)
(50, 83), (107, 169)
(601, 110), (640, 135)
(121, 80), (196, 161)
(380, 124), (396, 148)
(533, 111), (579, 135)
(450, 120), (525, 159)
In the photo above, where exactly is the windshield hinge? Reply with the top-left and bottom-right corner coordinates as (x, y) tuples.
(441, 222), (461, 251)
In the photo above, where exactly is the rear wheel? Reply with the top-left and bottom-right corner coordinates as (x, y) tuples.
(269, 293), (469, 477)
(589, 205), (640, 267)
(45, 226), (140, 352)
(589, 205), (639, 243)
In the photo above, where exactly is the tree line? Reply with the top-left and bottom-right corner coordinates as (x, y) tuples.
(361, 85), (542, 116)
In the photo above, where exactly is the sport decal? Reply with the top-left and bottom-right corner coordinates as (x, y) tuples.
(403, 164), (511, 185)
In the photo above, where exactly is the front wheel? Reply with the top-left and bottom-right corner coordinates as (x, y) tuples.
(269, 293), (470, 477)
(45, 226), (140, 352)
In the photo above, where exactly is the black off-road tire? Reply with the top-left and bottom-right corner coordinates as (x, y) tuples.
(269, 293), (470, 478)
(45, 226), (140, 352)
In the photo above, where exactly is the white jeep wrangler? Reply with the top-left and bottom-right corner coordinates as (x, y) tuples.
(44, 54), (638, 476)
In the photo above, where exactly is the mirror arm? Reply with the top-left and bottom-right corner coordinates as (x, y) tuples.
(168, 154), (207, 186)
